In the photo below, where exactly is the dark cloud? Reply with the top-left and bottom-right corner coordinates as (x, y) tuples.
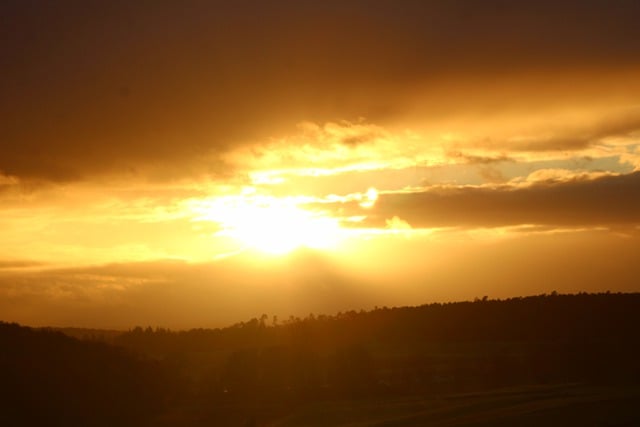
(339, 130), (384, 147)
(336, 171), (640, 228)
(446, 150), (514, 165)
(486, 108), (640, 152)
(0, 260), (45, 270)
(2, 1), (640, 181)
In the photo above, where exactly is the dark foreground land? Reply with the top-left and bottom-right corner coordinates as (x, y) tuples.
(1, 292), (639, 426)
(271, 384), (640, 427)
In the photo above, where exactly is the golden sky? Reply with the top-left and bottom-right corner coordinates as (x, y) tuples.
(1, 1), (640, 328)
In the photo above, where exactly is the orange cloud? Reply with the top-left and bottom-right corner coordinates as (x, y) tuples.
(322, 172), (640, 229)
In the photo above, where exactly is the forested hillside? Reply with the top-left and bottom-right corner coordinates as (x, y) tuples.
(115, 292), (640, 393)
(3, 292), (639, 426)
(0, 323), (174, 426)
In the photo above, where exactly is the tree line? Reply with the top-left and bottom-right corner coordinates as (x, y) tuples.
(2, 292), (639, 425)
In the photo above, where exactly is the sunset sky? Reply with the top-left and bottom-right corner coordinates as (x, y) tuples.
(2, 1), (640, 328)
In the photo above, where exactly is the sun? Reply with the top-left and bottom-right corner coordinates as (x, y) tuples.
(218, 201), (343, 255)
(191, 193), (344, 255)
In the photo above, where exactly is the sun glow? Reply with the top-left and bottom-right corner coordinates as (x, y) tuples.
(190, 193), (344, 255)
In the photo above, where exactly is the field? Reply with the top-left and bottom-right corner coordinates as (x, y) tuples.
(271, 384), (640, 427)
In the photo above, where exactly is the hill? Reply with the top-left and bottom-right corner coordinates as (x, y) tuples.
(2, 292), (640, 425)
(0, 322), (174, 426)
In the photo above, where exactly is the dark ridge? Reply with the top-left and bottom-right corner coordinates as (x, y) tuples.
(0, 322), (175, 426)
(2, 292), (639, 426)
